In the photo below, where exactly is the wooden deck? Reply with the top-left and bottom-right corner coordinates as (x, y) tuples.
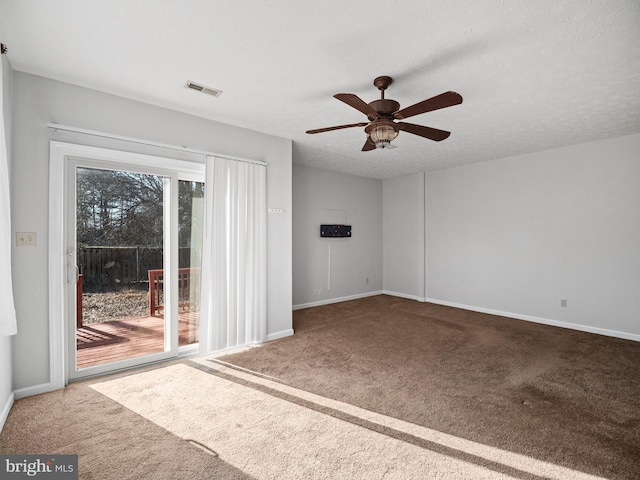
(76, 311), (199, 369)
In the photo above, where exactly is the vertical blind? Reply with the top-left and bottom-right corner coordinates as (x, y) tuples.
(200, 156), (267, 351)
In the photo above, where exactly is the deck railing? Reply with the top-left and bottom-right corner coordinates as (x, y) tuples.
(148, 268), (201, 317)
(77, 274), (84, 328)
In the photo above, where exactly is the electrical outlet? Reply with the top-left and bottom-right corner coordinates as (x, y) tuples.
(366, 277), (369, 284)
(16, 232), (37, 247)
(560, 299), (568, 308)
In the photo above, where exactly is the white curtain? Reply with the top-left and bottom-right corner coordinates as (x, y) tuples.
(0, 57), (17, 336)
(200, 156), (267, 352)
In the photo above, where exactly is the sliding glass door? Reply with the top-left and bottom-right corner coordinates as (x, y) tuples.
(67, 156), (204, 379)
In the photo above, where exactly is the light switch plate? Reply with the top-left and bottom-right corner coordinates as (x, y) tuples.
(16, 232), (37, 247)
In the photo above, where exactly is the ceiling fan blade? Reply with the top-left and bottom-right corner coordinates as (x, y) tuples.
(334, 94), (380, 120)
(393, 91), (462, 120)
(397, 122), (451, 141)
(362, 138), (376, 151)
(306, 122), (368, 134)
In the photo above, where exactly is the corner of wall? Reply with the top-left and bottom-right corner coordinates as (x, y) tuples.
(292, 165), (383, 307)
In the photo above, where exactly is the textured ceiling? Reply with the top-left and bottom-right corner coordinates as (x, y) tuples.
(1, 0), (639, 179)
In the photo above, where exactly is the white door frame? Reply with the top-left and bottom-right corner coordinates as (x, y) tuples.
(49, 142), (205, 387)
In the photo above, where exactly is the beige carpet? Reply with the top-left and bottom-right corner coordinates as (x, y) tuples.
(219, 295), (640, 479)
(88, 360), (606, 479)
(0, 367), (251, 479)
(2, 295), (639, 479)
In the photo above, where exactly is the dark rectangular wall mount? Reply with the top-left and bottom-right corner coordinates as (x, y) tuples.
(320, 224), (352, 238)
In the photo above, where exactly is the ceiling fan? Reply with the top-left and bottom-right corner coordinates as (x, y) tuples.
(306, 76), (462, 151)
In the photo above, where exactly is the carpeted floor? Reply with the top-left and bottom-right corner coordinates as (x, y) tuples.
(0, 371), (252, 479)
(218, 295), (640, 479)
(2, 295), (639, 479)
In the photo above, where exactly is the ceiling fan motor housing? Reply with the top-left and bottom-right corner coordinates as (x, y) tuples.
(367, 99), (400, 120)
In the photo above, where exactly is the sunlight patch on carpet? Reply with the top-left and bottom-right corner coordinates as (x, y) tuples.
(89, 361), (605, 480)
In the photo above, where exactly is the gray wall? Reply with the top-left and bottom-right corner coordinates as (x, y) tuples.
(383, 173), (425, 300)
(383, 133), (640, 339)
(10, 72), (292, 391)
(292, 165), (382, 308)
(426, 133), (640, 337)
(1, 54), (14, 426)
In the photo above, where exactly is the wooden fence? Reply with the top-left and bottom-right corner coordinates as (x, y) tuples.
(78, 246), (200, 290)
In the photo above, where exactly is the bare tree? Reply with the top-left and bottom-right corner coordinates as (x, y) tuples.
(76, 168), (205, 289)
(76, 168), (163, 247)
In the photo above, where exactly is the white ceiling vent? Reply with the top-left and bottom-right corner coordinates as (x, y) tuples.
(185, 81), (222, 97)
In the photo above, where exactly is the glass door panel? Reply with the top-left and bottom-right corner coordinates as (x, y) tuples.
(74, 166), (168, 371)
(178, 180), (205, 348)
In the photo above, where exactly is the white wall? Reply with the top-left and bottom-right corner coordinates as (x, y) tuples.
(426, 134), (640, 338)
(382, 133), (640, 339)
(10, 72), (292, 392)
(292, 164), (382, 308)
(1, 54), (14, 429)
(382, 173), (425, 301)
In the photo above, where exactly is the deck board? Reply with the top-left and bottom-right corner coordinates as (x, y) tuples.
(76, 311), (199, 369)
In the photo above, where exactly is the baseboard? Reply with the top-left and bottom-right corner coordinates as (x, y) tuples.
(266, 329), (294, 342)
(424, 297), (640, 343)
(382, 290), (426, 303)
(13, 382), (54, 400)
(293, 290), (384, 311)
(0, 391), (14, 432)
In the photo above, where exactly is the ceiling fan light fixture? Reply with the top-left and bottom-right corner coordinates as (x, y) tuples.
(369, 124), (398, 148)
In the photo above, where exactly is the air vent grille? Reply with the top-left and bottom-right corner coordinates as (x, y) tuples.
(186, 82), (204, 92)
(185, 81), (222, 97)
